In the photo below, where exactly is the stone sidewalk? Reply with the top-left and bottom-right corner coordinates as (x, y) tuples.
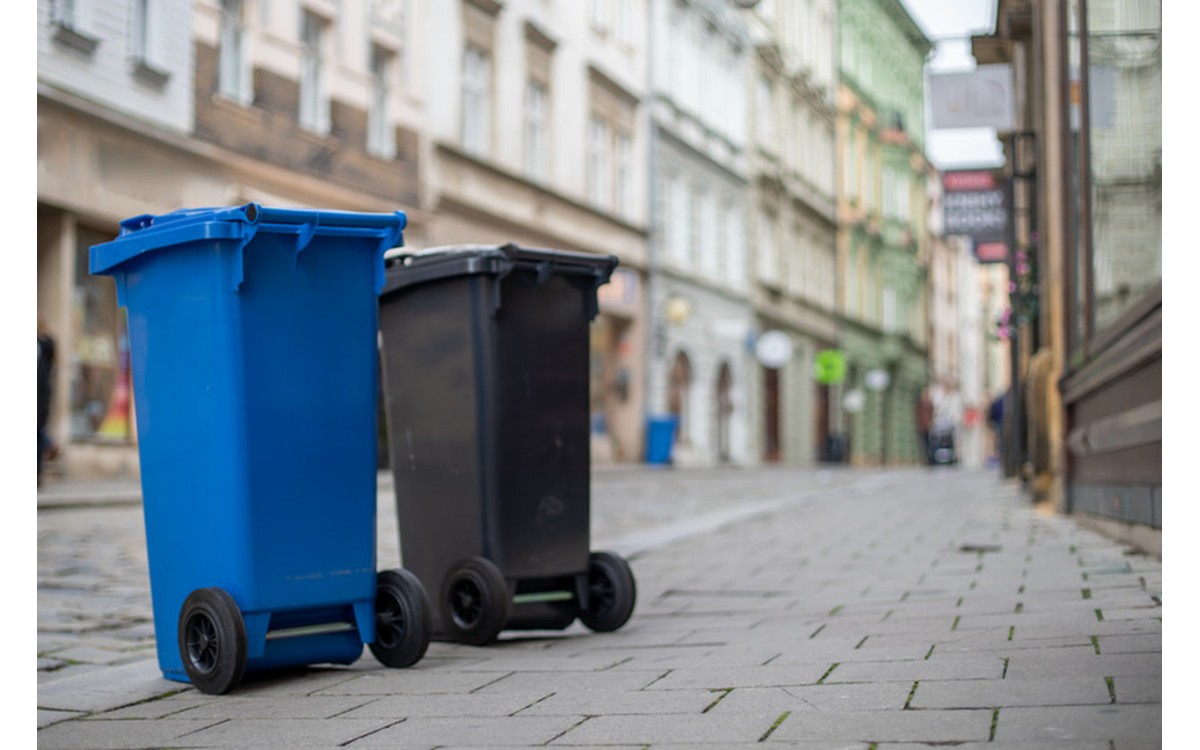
(37, 467), (1162, 748)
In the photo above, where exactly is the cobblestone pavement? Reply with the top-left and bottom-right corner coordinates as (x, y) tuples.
(37, 466), (1162, 748)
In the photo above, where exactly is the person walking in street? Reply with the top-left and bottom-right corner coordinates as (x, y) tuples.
(915, 387), (934, 466)
(38, 313), (58, 486)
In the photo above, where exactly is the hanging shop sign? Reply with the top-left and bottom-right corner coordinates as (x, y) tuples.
(755, 330), (793, 369)
(812, 349), (847, 385)
(943, 169), (1008, 262)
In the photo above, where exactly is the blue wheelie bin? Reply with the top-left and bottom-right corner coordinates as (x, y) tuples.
(90, 204), (431, 694)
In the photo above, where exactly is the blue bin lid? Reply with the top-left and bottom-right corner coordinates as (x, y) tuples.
(90, 203), (407, 278)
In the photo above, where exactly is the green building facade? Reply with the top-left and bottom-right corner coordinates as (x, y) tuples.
(835, 0), (933, 466)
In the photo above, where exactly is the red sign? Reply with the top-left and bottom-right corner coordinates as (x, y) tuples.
(974, 241), (1008, 263)
(943, 170), (996, 191)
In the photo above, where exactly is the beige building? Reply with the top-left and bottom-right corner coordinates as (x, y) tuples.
(414, 0), (650, 464)
(38, 0), (654, 477)
(742, 0), (839, 465)
(39, 0), (428, 478)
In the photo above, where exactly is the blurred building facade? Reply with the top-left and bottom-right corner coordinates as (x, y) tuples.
(39, 0), (1034, 483)
(741, 0), (840, 466)
(834, 0), (932, 466)
(38, 0), (429, 477)
(644, 0), (753, 467)
(413, 0), (651, 465)
(974, 0), (1161, 554)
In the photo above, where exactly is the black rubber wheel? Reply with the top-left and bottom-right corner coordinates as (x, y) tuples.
(178, 588), (247, 695)
(441, 557), (510, 646)
(578, 551), (636, 633)
(369, 568), (432, 668)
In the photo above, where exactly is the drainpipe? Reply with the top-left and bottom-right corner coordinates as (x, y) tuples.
(643, 0), (661, 447)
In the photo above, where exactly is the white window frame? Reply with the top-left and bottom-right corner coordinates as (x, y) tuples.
(462, 44), (491, 157)
(614, 131), (632, 218)
(130, 0), (150, 63)
(218, 0), (251, 104)
(368, 44), (396, 159)
(299, 11), (330, 134)
(587, 116), (612, 210)
(524, 78), (548, 182)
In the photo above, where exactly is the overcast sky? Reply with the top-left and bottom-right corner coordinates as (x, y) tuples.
(898, 0), (1005, 170)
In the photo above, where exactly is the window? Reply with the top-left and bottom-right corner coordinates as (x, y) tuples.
(882, 285), (898, 333)
(587, 116), (612, 210)
(591, 0), (608, 32)
(218, 0), (250, 103)
(614, 132), (632, 218)
(586, 70), (637, 218)
(52, 0), (79, 28)
(699, 195), (717, 277)
(128, 0), (168, 85)
(756, 76), (774, 146)
(668, 173), (689, 265)
(1080, 0), (1162, 334)
(130, 0), (150, 63)
(757, 209), (777, 283)
(71, 227), (131, 443)
(368, 45), (395, 159)
(299, 11), (330, 133)
(845, 130), (858, 201)
(724, 202), (746, 289)
(462, 45), (491, 157)
(370, 0), (409, 89)
(882, 167), (908, 220)
(524, 79), (548, 181)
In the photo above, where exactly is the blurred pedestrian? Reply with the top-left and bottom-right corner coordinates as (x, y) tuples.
(988, 392), (1005, 469)
(38, 313), (58, 486)
(915, 388), (934, 465)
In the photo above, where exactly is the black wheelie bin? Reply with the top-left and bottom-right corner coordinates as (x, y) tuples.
(377, 243), (635, 645)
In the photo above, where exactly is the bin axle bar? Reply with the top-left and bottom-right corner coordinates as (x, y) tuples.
(264, 622), (358, 641)
(511, 591), (575, 605)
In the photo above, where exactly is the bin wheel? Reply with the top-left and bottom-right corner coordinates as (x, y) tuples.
(178, 588), (247, 695)
(579, 551), (637, 633)
(369, 569), (432, 668)
(442, 557), (510, 646)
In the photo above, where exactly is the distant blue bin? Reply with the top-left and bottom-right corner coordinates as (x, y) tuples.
(645, 415), (678, 465)
(90, 204), (429, 694)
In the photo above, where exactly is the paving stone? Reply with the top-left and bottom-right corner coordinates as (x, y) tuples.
(1095, 634), (1161, 654)
(707, 684), (913, 715)
(314, 667), (511, 695)
(37, 709), (85, 729)
(1110, 674), (1161, 704)
(37, 659), (181, 714)
(827, 654), (1005, 683)
(167, 717), (400, 747)
(992, 705), (1161, 743)
(645, 662), (829, 690)
(549, 713), (777, 745)
(475, 669), (670, 695)
(350, 715), (583, 747)
(767, 708), (994, 743)
(517, 687), (718, 716)
(909, 676), (1112, 708)
(1005, 651), (1162, 680)
(36, 718), (224, 749)
(338, 691), (554, 719)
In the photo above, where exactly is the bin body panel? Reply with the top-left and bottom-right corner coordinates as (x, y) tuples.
(379, 275), (490, 611)
(380, 246), (615, 634)
(91, 206), (398, 683)
(491, 272), (592, 579)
